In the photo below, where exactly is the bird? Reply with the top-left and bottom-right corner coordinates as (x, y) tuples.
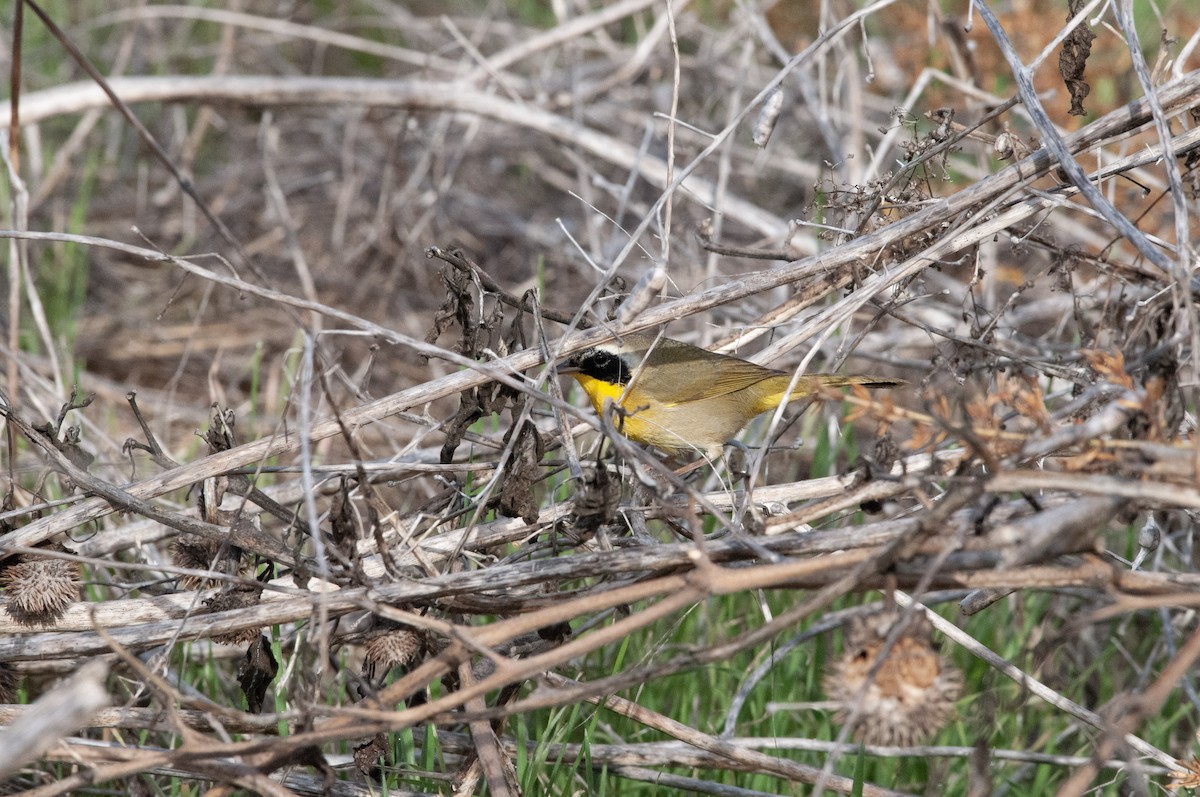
(558, 332), (901, 462)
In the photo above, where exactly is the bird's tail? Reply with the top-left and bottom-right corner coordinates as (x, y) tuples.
(808, 375), (904, 390)
(756, 374), (903, 413)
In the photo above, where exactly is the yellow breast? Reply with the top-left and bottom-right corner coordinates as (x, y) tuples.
(569, 374), (677, 450)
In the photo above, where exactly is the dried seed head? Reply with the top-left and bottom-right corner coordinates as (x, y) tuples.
(824, 610), (963, 746)
(172, 534), (222, 589)
(0, 663), (19, 702)
(1, 554), (81, 625)
(172, 534), (243, 589)
(363, 628), (422, 672)
(205, 586), (264, 646)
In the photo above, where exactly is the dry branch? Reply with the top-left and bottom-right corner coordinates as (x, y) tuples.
(0, 660), (109, 779)
(1, 2), (1198, 794)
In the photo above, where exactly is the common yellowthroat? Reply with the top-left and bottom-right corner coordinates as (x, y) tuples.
(559, 333), (901, 460)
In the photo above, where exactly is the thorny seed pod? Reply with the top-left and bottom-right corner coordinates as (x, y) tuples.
(172, 533), (241, 590)
(205, 586), (265, 646)
(824, 610), (963, 746)
(1, 549), (81, 625)
(363, 628), (423, 673)
(0, 662), (18, 702)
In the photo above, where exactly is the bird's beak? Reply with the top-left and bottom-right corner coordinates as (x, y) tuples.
(556, 358), (580, 376)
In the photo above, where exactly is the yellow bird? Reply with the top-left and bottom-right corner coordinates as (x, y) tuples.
(559, 333), (901, 461)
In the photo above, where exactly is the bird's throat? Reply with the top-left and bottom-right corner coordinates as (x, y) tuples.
(571, 374), (627, 416)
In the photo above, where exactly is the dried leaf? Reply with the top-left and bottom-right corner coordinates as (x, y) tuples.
(1082, 349), (1133, 388)
(493, 419), (544, 523)
(567, 464), (619, 541)
(238, 634), (278, 713)
(1059, 0), (1096, 116)
(1010, 375), (1050, 429)
(425, 258), (478, 355)
(354, 733), (390, 777)
(966, 397), (996, 430)
(58, 426), (95, 475)
(440, 388), (487, 464)
(329, 476), (359, 556)
(203, 404), (238, 452)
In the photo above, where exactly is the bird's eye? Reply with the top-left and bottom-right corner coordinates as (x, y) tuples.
(580, 350), (630, 385)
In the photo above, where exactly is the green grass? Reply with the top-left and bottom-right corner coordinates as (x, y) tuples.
(30, 152), (96, 352)
(496, 566), (1181, 794)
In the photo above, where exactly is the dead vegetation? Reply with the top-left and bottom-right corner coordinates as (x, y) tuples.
(1, 0), (1200, 794)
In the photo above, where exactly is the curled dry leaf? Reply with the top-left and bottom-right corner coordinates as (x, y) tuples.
(492, 419), (544, 523)
(237, 634), (278, 714)
(567, 463), (620, 541)
(1059, 0), (1097, 116)
(353, 733), (390, 777)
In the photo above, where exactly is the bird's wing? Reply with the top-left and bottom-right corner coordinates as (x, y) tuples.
(661, 356), (780, 405)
